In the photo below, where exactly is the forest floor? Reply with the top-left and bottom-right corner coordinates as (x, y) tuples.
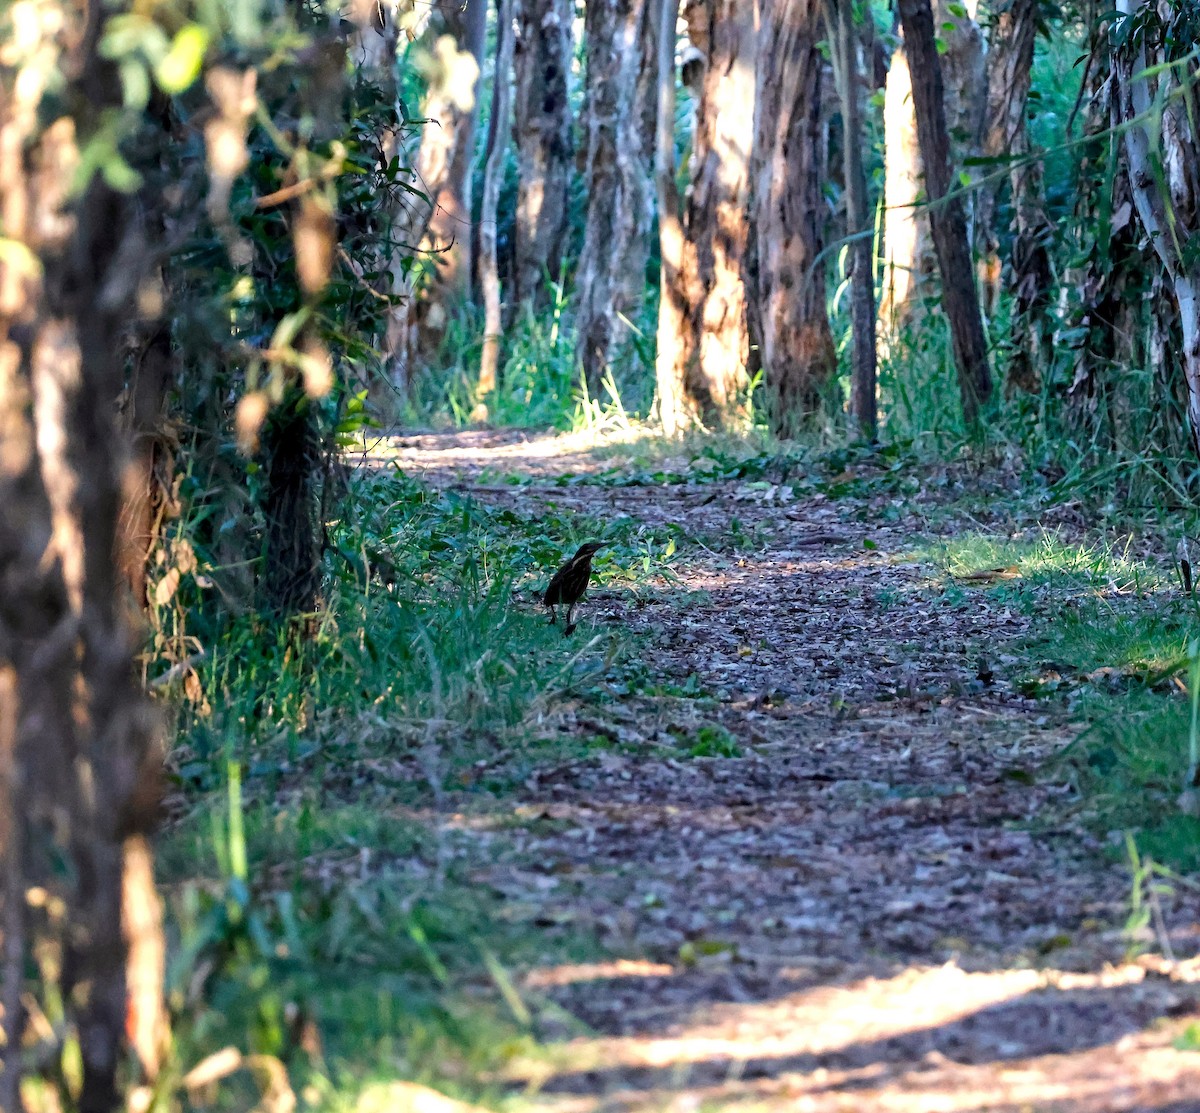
(359, 427), (1200, 1113)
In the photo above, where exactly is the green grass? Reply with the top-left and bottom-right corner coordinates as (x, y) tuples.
(929, 529), (1200, 869)
(153, 464), (702, 1108)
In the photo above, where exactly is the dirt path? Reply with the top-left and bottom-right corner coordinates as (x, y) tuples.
(390, 430), (1200, 1113)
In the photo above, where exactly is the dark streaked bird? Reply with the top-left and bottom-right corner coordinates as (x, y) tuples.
(543, 542), (603, 631)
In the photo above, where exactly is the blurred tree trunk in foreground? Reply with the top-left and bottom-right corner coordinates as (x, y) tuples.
(513, 0), (575, 310)
(576, 0), (657, 394)
(979, 0), (1055, 393)
(895, 0), (993, 423)
(750, 0), (837, 432)
(0, 2), (163, 1106)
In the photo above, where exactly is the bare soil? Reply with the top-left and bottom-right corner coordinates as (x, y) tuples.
(390, 429), (1200, 1113)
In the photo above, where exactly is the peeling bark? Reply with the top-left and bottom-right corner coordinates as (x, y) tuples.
(655, 0), (701, 435)
(880, 1), (985, 338)
(828, 0), (877, 438)
(512, 0), (575, 308)
(479, 0), (516, 404)
(895, 0), (993, 422)
(979, 0), (1055, 392)
(750, 0), (837, 431)
(682, 0), (757, 426)
(1112, 0), (1200, 457)
(575, 0), (656, 393)
(381, 0), (487, 390)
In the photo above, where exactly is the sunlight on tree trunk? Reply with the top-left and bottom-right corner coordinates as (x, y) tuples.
(655, 0), (702, 436)
(681, 0), (757, 427)
(513, 0), (575, 310)
(478, 0), (516, 411)
(895, 0), (992, 424)
(751, 0), (836, 433)
(381, 0), (485, 391)
(880, 2), (984, 342)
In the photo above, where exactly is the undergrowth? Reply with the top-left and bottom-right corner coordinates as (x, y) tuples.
(153, 461), (696, 1106)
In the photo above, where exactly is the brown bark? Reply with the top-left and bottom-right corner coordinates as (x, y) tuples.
(827, 0), (877, 438)
(880, 1), (985, 337)
(655, 0), (701, 435)
(420, 0), (488, 301)
(118, 313), (175, 611)
(750, 0), (836, 431)
(479, 0), (516, 405)
(979, 0), (1055, 392)
(382, 0), (487, 390)
(895, 0), (993, 423)
(575, 0), (656, 393)
(681, 0), (757, 426)
(0, 3), (161, 1106)
(512, 0), (575, 308)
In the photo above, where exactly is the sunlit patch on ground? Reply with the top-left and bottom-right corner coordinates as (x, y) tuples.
(513, 962), (1200, 1111)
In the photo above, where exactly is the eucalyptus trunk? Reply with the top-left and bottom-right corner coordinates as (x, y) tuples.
(576, 0), (656, 393)
(750, 0), (837, 431)
(1112, 0), (1200, 457)
(382, 0), (487, 387)
(512, 0), (575, 308)
(828, 0), (877, 437)
(979, 0), (1055, 392)
(879, 1), (985, 338)
(895, 0), (993, 423)
(0, 3), (162, 1105)
(479, 0), (516, 405)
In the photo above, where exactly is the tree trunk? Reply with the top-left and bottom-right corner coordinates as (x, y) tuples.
(259, 394), (321, 617)
(479, 0), (516, 407)
(895, 0), (993, 423)
(878, 25), (926, 334)
(655, 0), (701, 435)
(979, 0), (1055, 393)
(0, 4), (161, 1105)
(512, 0), (575, 309)
(1112, 0), (1200, 457)
(681, 0), (758, 426)
(750, 0), (837, 432)
(879, 1), (985, 339)
(575, 0), (655, 394)
(381, 0), (487, 390)
(828, 0), (877, 438)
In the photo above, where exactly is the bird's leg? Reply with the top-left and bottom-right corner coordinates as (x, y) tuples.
(565, 603), (575, 628)
(548, 604), (557, 625)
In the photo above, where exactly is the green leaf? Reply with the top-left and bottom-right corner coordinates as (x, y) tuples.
(154, 23), (210, 94)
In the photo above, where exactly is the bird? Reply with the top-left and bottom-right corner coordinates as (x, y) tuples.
(543, 542), (603, 632)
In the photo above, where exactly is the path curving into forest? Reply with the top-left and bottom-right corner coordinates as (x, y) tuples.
(390, 429), (1200, 1113)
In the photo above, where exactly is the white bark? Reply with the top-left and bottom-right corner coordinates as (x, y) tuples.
(1115, 0), (1200, 455)
(478, 0), (515, 408)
